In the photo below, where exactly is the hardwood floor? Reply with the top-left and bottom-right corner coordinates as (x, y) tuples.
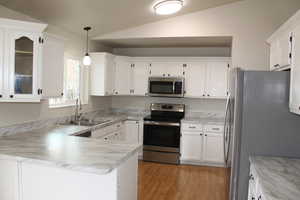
(138, 161), (229, 200)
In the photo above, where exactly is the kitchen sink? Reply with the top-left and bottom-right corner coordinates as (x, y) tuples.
(61, 119), (111, 127)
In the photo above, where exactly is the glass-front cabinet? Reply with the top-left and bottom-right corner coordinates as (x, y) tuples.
(8, 32), (40, 101)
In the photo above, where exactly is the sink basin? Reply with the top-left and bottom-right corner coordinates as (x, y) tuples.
(61, 119), (111, 127)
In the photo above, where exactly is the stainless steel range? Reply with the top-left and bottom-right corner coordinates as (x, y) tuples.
(143, 103), (185, 164)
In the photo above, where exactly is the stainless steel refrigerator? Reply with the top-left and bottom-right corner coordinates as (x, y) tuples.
(224, 69), (300, 200)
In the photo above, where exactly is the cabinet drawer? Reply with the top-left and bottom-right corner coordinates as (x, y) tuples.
(204, 125), (224, 133)
(181, 123), (203, 131)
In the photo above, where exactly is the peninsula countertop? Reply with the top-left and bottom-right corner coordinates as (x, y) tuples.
(0, 122), (141, 175)
(250, 156), (300, 200)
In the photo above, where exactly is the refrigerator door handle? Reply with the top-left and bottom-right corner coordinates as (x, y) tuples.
(223, 93), (231, 165)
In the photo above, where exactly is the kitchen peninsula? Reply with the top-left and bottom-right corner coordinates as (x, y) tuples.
(0, 122), (141, 200)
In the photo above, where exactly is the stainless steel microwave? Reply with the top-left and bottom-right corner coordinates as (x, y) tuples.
(148, 77), (185, 97)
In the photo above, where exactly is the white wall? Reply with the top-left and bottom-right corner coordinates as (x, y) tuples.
(97, 0), (300, 70)
(113, 47), (231, 57)
(0, 5), (112, 127)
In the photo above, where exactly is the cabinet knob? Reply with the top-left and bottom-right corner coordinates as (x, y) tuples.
(205, 134), (207, 136)
(168, 74), (170, 76)
(0, 94), (2, 98)
(207, 94), (210, 97)
(10, 95), (14, 98)
(200, 133), (203, 136)
(202, 94), (205, 97)
(61, 92), (64, 96)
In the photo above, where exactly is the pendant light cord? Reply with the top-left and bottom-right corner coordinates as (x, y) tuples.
(86, 29), (89, 55)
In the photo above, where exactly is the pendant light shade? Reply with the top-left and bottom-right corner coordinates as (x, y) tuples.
(83, 26), (92, 66)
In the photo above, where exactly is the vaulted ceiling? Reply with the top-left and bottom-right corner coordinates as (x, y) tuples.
(0, 0), (242, 36)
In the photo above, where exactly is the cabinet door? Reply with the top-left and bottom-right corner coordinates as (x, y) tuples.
(0, 28), (4, 99)
(125, 120), (139, 144)
(206, 61), (228, 98)
(8, 31), (40, 101)
(41, 34), (64, 98)
(132, 62), (149, 96)
(0, 159), (19, 200)
(90, 53), (115, 96)
(290, 26), (300, 115)
(181, 132), (203, 161)
(270, 40), (280, 70)
(114, 56), (131, 95)
(150, 62), (165, 77)
(165, 62), (184, 77)
(203, 133), (224, 163)
(278, 31), (292, 68)
(184, 62), (206, 97)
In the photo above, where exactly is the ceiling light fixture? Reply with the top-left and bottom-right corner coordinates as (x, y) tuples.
(153, 0), (183, 15)
(83, 26), (92, 66)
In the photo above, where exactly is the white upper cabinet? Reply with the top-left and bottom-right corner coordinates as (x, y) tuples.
(290, 25), (300, 115)
(132, 61), (149, 96)
(40, 34), (64, 98)
(0, 18), (47, 103)
(205, 61), (229, 98)
(90, 53), (115, 96)
(150, 61), (183, 77)
(114, 56), (132, 95)
(184, 62), (206, 97)
(0, 28), (4, 99)
(8, 31), (41, 101)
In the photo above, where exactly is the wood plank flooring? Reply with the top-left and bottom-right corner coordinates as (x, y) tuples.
(138, 161), (229, 200)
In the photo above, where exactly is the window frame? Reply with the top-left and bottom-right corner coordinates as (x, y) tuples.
(49, 56), (89, 108)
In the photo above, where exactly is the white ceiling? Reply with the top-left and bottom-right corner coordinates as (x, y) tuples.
(97, 36), (233, 48)
(0, 0), (242, 37)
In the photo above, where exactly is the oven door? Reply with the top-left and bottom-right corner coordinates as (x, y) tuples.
(143, 121), (180, 152)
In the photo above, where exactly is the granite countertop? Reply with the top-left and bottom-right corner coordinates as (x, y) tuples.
(0, 114), (142, 175)
(250, 156), (300, 200)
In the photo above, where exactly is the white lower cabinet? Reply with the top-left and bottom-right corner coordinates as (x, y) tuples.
(0, 159), (19, 200)
(202, 133), (224, 163)
(181, 132), (203, 161)
(124, 120), (140, 144)
(181, 122), (224, 166)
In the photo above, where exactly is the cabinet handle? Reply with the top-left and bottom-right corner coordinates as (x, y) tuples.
(189, 126), (196, 129)
(61, 92), (64, 96)
(258, 196), (262, 200)
(205, 134), (207, 136)
(0, 94), (2, 98)
(10, 95), (14, 98)
(212, 128), (220, 131)
(274, 64), (280, 68)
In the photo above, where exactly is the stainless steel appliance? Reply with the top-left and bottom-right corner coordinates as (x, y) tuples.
(226, 69), (300, 200)
(143, 103), (185, 164)
(148, 77), (184, 97)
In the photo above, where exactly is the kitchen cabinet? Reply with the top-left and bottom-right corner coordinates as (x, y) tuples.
(131, 61), (149, 96)
(184, 62), (206, 97)
(269, 31), (293, 71)
(181, 122), (224, 166)
(290, 25), (300, 115)
(184, 60), (229, 98)
(90, 53), (115, 96)
(92, 121), (124, 140)
(0, 159), (19, 200)
(150, 62), (183, 77)
(40, 34), (64, 98)
(8, 31), (41, 101)
(0, 18), (48, 102)
(206, 61), (229, 98)
(124, 120), (139, 144)
(202, 133), (224, 163)
(114, 56), (132, 95)
(181, 132), (203, 161)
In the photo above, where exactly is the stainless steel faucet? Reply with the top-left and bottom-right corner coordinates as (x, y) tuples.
(74, 98), (82, 122)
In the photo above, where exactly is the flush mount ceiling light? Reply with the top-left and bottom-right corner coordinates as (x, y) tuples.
(83, 26), (92, 66)
(153, 0), (183, 15)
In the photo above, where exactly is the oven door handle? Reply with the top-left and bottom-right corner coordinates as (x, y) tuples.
(144, 121), (180, 127)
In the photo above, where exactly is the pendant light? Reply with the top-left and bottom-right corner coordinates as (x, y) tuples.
(83, 26), (92, 66)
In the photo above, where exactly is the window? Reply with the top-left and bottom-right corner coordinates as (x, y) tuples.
(49, 58), (85, 108)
